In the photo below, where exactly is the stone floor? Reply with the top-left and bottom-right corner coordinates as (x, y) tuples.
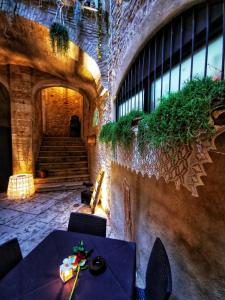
(0, 191), (113, 257)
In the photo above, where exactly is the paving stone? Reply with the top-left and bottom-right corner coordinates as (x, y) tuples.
(6, 212), (35, 229)
(0, 225), (19, 243)
(34, 210), (60, 223)
(0, 191), (113, 257)
(0, 208), (22, 224)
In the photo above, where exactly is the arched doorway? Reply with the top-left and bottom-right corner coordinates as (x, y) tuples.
(41, 87), (84, 137)
(0, 83), (12, 192)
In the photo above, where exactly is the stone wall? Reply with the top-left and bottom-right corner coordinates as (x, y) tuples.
(41, 87), (83, 137)
(110, 133), (225, 299)
(98, 0), (225, 299)
(32, 90), (42, 168)
(0, 64), (98, 176)
(0, 0), (109, 87)
(10, 65), (33, 174)
(109, 0), (201, 96)
(87, 91), (111, 213)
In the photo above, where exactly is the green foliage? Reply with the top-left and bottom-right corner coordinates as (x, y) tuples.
(99, 121), (117, 146)
(50, 22), (69, 54)
(114, 111), (145, 148)
(100, 78), (225, 152)
(138, 77), (225, 151)
(99, 110), (145, 148)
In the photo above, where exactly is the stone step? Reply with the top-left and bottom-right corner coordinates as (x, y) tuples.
(40, 145), (86, 151)
(35, 181), (84, 193)
(47, 167), (88, 177)
(39, 155), (87, 163)
(35, 174), (89, 184)
(43, 136), (83, 141)
(36, 136), (89, 193)
(39, 161), (88, 169)
(39, 150), (87, 157)
(42, 140), (84, 146)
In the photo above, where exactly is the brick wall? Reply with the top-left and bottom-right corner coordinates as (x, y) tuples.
(0, 0), (109, 87)
(41, 87), (83, 137)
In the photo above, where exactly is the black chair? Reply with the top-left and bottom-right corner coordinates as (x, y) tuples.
(0, 238), (23, 280)
(136, 238), (172, 300)
(68, 212), (107, 237)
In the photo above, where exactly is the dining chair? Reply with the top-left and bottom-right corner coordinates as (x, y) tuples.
(136, 237), (172, 300)
(0, 238), (23, 280)
(67, 212), (107, 237)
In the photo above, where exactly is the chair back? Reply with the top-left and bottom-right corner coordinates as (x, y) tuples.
(68, 212), (107, 237)
(0, 238), (23, 280)
(145, 238), (172, 300)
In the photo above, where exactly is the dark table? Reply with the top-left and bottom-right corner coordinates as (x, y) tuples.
(0, 230), (136, 300)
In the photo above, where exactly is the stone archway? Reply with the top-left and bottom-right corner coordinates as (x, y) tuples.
(0, 82), (12, 192)
(40, 87), (84, 138)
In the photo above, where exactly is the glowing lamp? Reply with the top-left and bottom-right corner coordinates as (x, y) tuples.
(7, 174), (35, 200)
(60, 259), (74, 283)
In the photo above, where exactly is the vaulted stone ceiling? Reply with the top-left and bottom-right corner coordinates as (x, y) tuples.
(0, 12), (102, 98)
(0, 0), (109, 88)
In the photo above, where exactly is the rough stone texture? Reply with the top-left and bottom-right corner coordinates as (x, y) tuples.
(109, 0), (201, 96)
(0, 13), (101, 98)
(87, 91), (112, 213)
(0, 191), (113, 257)
(110, 133), (225, 299)
(10, 65), (33, 174)
(108, 122), (225, 197)
(0, 0), (109, 87)
(41, 87), (83, 137)
(0, 64), (98, 176)
(32, 90), (42, 167)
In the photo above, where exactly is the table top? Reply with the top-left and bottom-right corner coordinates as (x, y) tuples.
(0, 230), (136, 300)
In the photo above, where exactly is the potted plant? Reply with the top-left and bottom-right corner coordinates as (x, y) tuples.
(49, 22), (69, 54)
(35, 163), (48, 178)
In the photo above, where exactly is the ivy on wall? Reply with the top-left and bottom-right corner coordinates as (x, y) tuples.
(97, 0), (103, 60)
(99, 78), (225, 151)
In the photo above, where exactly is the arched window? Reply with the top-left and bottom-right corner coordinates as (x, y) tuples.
(116, 0), (225, 119)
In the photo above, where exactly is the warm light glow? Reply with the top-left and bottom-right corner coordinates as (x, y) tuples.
(60, 261), (74, 283)
(101, 177), (110, 213)
(7, 174), (35, 200)
(82, 52), (101, 83)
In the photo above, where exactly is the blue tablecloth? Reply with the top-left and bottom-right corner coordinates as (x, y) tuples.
(0, 230), (136, 300)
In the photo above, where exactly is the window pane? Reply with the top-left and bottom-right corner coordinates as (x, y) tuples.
(155, 78), (162, 108)
(170, 65), (180, 93)
(151, 82), (155, 109)
(162, 71), (170, 97)
(138, 91), (142, 110)
(193, 47), (206, 78)
(128, 98), (132, 113)
(207, 35), (223, 78)
(180, 56), (191, 88)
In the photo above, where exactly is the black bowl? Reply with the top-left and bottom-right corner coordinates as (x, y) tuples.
(89, 256), (106, 275)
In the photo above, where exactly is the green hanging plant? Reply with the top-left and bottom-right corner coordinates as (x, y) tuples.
(99, 111), (145, 149)
(137, 77), (225, 152)
(99, 78), (225, 153)
(49, 22), (69, 54)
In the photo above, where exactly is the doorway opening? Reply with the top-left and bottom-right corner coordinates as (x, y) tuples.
(0, 83), (12, 192)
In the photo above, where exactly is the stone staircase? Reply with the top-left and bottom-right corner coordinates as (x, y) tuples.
(35, 136), (89, 192)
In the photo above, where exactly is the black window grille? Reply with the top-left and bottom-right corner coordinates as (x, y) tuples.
(116, 0), (225, 120)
